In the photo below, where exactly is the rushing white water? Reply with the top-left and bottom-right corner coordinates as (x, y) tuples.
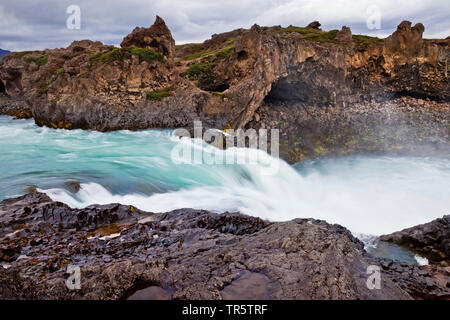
(1, 116), (449, 236)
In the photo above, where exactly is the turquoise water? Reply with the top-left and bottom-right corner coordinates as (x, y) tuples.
(1, 116), (449, 236)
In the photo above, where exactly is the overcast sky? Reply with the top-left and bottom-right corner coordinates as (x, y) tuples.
(0, 0), (449, 51)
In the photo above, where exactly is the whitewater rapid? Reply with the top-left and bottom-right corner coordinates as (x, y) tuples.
(1, 116), (449, 236)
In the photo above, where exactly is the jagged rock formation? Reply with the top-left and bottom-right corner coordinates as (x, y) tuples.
(381, 215), (450, 264)
(0, 18), (449, 160)
(0, 191), (448, 300)
(0, 191), (409, 299)
(120, 15), (176, 58)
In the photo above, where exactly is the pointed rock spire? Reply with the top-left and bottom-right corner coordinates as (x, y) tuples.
(120, 15), (175, 58)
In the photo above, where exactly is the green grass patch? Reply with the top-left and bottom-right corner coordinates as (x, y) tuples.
(89, 47), (164, 64)
(212, 91), (233, 99)
(14, 50), (42, 59)
(302, 29), (339, 42)
(146, 87), (174, 101)
(274, 26), (339, 43)
(185, 62), (215, 79)
(182, 38), (235, 61)
(24, 55), (48, 66)
(352, 34), (383, 49)
(55, 68), (65, 75)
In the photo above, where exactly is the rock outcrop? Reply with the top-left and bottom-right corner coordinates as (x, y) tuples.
(120, 15), (176, 58)
(0, 192), (449, 300)
(0, 192), (409, 300)
(0, 18), (449, 161)
(380, 215), (450, 264)
(335, 26), (352, 44)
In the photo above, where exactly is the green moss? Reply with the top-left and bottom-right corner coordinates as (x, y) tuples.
(185, 62), (214, 79)
(14, 50), (42, 58)
(212, 91), (233, 99)
(182, 38), (235, 61)
(352, 34), (382, 49)
(24, 55), (48, 66)
(146, 87), (174, 101)
(78, 72), (90, 78)
(303, 29), (339, 43)
(55, 68), (65, 75)
(123, 47), (164, 63)
(89, 47), (164, 64)
(39, 78), (54, 94)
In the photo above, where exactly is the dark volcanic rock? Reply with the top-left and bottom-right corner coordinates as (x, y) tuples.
(0, 192), (414, 300)
(380, 215), (450, 263)
(306, 21), (321, 30)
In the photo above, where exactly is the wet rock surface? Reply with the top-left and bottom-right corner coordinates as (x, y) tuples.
(0, 191), (426, 300)
(380, 215), (450, 264)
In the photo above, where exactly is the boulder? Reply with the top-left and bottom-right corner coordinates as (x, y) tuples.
(306, 21), (321, 30)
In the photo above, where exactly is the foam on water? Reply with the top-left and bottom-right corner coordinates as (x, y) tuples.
(1, 116), (449, 236)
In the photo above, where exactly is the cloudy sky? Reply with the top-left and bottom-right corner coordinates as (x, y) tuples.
(0, 0), (449, 51)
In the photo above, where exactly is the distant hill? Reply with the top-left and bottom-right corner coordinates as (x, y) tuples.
(0, 49), (10, 58)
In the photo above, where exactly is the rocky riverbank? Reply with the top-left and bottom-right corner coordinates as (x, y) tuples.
(0, 17), (448, 161)
(0, 191), (448, 300)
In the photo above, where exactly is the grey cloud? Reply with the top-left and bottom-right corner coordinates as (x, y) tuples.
(0, 0), (448, 51)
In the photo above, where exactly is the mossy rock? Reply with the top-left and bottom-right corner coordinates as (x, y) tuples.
(24, 55), (48, 66)
(89, 47), (164, 64)
(146, 87), (174, 101)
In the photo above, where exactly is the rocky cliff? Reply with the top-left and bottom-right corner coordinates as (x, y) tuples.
(0, 17), (449, 160)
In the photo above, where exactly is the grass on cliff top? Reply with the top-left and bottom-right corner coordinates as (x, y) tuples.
(89, 47), (164, 64)
(14, 50), (42, 58)
(352, 34), (383, 49)
(146, 87), (174, 101)
(185, 61), (216, 80)
(23, 54), (48, 66)
(274, 26), (339, 43)
(180, 37), (235, 61)
(274, 26), (383, 48)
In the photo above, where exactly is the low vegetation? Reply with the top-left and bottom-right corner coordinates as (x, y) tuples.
(23, 54), (48, 66)
(352, 34), (383, 49)
(274, 26), (383, 48)
(89, 47), (164, 64)
(146, 87), (174, 101)
(14, 50), (42, 59)
(185, 62), (214, 80)
(181, 37), (235, 61)
(274, 26), (339, 43)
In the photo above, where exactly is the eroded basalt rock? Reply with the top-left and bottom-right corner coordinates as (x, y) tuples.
(0, 19), (449, 161)
(0, 191), (417, 300)
(380, 215), (450, 264)
(120, 16), (176, 58)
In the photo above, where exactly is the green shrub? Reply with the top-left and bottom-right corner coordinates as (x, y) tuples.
(146, 87), (174, 101)
(56, 68), (65, 75)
